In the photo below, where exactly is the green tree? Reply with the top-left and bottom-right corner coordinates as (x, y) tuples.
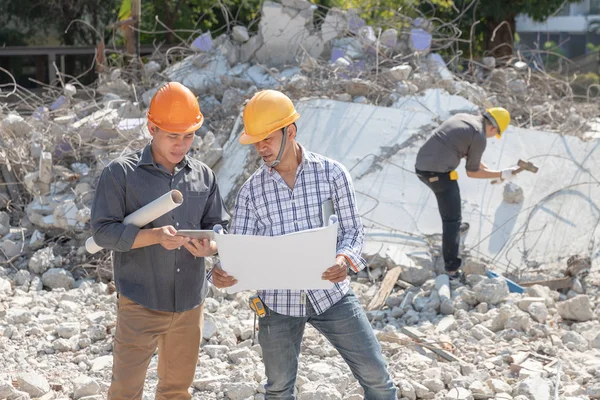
(0, 0), (34, 46)
(421, 0), (581, 61)
(138, 0), (263, 44)
(2, 0), (121, 45)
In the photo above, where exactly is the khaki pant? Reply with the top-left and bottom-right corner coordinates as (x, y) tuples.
(107, 295), (204, 400)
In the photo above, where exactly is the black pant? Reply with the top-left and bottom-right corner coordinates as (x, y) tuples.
(416, 169), (462, 272)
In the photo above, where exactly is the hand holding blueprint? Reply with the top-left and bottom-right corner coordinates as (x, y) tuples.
(213, 217), (339, 293)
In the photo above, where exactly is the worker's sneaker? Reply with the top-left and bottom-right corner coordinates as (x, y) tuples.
(460, 222), (470, 235)
(448, 270), (466, 283)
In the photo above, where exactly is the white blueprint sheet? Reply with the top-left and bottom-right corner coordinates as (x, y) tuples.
(214, 222), (338, 293)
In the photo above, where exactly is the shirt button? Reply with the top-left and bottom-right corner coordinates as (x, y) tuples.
(177, 268), (180, 272)
(176, 222), (179, 227)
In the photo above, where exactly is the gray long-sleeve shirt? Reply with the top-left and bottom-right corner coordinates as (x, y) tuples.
(91, 144), (230, 312)
(415, 113), (487, 173)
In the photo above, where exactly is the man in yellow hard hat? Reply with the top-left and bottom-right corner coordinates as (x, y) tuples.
(91, 81), (230, 399)
(415, 107), (518, 281)
(211, 90), (397, 399)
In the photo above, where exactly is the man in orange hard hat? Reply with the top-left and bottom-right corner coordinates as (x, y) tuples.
(212, 90), (398, 399)
(91, 81), (230, 399)
(415, 108), (518, 281)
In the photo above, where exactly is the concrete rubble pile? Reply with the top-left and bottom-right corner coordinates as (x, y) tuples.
(0, 250), (598, 399)
(0, 0), (599, 398)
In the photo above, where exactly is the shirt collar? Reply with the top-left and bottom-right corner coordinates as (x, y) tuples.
(265, 143), (325, 175)
(299, 144), (324, 169)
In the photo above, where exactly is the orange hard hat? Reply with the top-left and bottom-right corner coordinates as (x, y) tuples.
(147, 82), (204, 133)
(239, 90), (300, 144)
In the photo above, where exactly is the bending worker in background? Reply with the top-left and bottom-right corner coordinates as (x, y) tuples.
(212, 90), (397, 399)
(415, 107), (518, 281)
(91, 82), (230, 400)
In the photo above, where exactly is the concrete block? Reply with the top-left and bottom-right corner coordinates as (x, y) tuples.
(0, 212), (10, 236)
(232, 26), (250, 43)
(38, 151), (53, 185)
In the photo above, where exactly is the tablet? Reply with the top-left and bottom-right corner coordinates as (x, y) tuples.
(175, 230), (215, 240)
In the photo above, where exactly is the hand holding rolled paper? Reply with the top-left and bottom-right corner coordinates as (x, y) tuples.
(86, 190), (184, 254)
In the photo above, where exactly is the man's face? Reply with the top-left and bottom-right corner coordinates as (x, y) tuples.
(253, 129), (285, 164)
(149, 123), (195, 167)
(485, 124), (499, 139)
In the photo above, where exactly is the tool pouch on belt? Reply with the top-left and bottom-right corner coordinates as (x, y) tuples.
(449, 170), (458, 180)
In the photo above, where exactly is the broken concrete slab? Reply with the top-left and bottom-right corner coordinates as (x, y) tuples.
(29, 247), (55, 275)
(557, 295), (594, 322)
(14, 372), (50, 397)
(218, 38), (239, 66)
(116, 118), (145, 136)
(1, 239), (20, 258)
(232, 26), (250, 43)
(253, 0), (342, 67)
(191, 32), (213, 52)
(380, 28), (398, 49)
(42, 268), (75, 290)
(164, 54), (230, 95)
(473, 278), (509, 305)
(386, 64), (412, 81)
(435, 275), (453, 315)
(0, 211), (10, 236)
(254, 1), (314, 66)
(515, 375), (550, 400)
(38, 151), (53, 188)
(503, 182), (524, 204)
(1, 113), (32, 137)
(143, 61), (161, 77)
(410, 28), (432, 53)
(54, 200), (79, 230)
(244, 65), (281, 88)
(215, 94), (600, 271)
(239, 34), (264, 64)
(331, 37), (366, 61)
(70, 108), (120, 140)
(320, 8), (348, 43)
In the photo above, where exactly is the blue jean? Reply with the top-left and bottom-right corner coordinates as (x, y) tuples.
(258, 290), (397, 399)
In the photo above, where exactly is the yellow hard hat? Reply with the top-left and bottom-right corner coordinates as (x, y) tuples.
(485, 107), (510, 139)
(147, 82), (204, 133)
(239, 90), (300, 145)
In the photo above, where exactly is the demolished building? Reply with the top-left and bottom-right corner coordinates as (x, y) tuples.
(0, 0), (599, 399)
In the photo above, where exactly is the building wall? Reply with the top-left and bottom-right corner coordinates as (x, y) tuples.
(516, 0), (600, 59)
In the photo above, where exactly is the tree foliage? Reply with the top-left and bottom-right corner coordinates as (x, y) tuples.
(418, 0), (581, 59)
(2, 0), (121, 45)
(138, 0), (263, 44)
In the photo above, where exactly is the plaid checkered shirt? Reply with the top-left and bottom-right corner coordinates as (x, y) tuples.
(228, 145), (367, 317)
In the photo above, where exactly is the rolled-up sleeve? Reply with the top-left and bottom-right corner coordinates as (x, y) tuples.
(90, 165), (140, 252)
(465, 133), (486, 172)
(229, 185), (259, 236)
(331, 163), (366, 273)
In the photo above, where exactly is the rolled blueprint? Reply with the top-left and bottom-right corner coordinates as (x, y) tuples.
(85, 190), (184, 254)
